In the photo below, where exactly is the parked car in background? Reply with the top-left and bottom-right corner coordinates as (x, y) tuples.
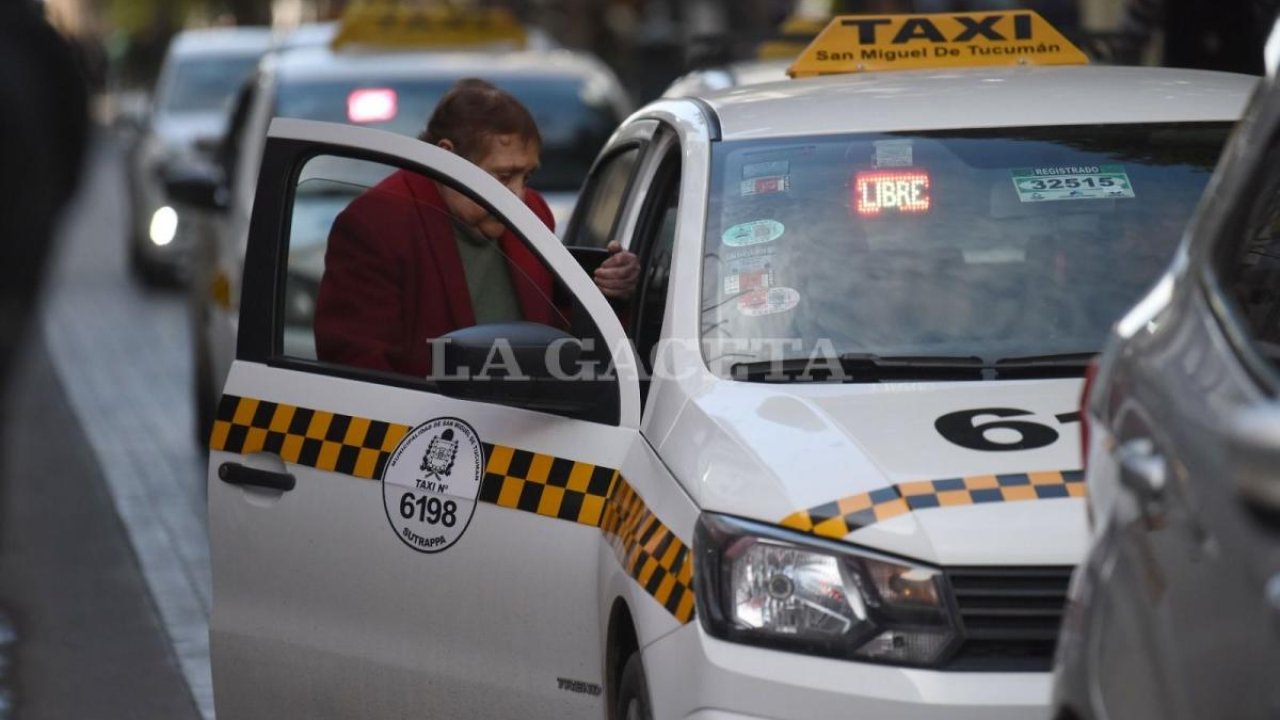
(126, 26), (272, 285)
(171, 15), (630, 444)
(1052, 20), (1280, 720)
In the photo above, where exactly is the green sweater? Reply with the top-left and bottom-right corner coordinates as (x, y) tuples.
(453, 224), (521, 325)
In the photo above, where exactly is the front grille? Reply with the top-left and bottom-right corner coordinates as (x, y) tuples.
(943, 566), (1073, 671)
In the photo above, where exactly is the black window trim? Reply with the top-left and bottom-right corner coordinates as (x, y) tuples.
(630, 130), (684, 377)
(1199, 100), (1280, 398)
(238, 136), (622, 425)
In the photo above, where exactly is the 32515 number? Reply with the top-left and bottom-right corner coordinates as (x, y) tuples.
(399, 493), (457, 527)
(1026, 177), (1115, 191)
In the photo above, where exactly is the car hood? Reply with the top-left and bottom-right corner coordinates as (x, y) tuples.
(657, 378), (1087, 566)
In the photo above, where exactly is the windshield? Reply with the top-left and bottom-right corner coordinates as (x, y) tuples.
(702, 124), (1232, 380)
(275, 76), (621, 192)
(160, 54), (261, 113)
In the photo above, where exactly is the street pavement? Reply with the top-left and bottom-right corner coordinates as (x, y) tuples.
(0, 131), (211, 718)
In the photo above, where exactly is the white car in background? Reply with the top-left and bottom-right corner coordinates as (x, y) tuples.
(170, 18), (630, 443)
(127, 26), (272, 284)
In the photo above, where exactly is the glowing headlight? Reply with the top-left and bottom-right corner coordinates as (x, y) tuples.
(695, 513), (958, 667)
(149, 206), (178, 247)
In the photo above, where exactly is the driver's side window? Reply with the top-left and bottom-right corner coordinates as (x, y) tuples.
(565, 146), (642, 249)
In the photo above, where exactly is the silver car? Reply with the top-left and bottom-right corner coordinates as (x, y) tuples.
(126, 26), (271, 285)
(1052, 28), (1280, 720)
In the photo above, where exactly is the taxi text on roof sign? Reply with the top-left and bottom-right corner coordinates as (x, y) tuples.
(331, 0), (527, 52)
(788, 11), (1087, 77)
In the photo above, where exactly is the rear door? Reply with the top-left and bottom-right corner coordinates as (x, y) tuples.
(208, 119), (642, 718)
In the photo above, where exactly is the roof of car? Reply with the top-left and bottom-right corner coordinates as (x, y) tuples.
(701, 65), (1257, 141)
(663, 59), (792, 98)
(168, 26), (276, 56)
(268, 42), (615, 86)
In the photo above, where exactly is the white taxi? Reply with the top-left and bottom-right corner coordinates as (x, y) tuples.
(206, 12), (1255, 720)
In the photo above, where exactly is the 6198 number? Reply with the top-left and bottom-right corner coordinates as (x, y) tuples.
(399, 493), (458, 527)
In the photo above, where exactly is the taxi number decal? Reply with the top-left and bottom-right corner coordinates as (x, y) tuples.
(382, 417), (485, 553)
(1011, 166), (1134, 203)
(936, 408), (1080, 452)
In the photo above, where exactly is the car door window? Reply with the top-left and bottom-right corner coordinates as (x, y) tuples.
(631, 145), (682, 377)
(277, 152), (616, 422)
(566, 146), (641, 249)
(1215, 143), (1280, 373)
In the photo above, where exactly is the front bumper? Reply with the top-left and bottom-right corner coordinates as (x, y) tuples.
(646, 623), (1051, 720)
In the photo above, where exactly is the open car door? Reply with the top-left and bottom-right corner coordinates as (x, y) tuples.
(207, 119), (642, 718)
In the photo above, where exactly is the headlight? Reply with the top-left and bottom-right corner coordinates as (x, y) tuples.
(149, 206), (178, 246)
(694, 513), (959, 667)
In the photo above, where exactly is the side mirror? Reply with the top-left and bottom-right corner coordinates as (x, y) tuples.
(1231, 406), (1280, 526)
(433, 322), (594, 411)
(164, 163), (228, 212)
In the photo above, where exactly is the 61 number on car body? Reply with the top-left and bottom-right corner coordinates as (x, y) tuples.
(936, 408), (1081, 452)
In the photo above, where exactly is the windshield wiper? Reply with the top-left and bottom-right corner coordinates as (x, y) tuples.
(992, 352), (1096, 379)
(729, 352), (1096, 382)
(729, 354), (984, 383)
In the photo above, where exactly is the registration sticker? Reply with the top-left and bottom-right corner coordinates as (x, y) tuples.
(874, 139), (913, 168)
(723, 219), (785, 247)
(738, 287), (800, 317)
(743, 160), (790, 179)
(1011, 165), (1135, 203)
(382, 417), (485, 554)
(740, 175), (790, 197)
(724, 268), (773, 296)
(724, 252), (775, 296)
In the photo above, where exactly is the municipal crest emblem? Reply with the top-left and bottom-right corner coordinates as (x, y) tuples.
(421, 428), (458, 478)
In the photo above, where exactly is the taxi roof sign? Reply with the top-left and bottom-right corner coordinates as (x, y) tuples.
(332, 0), (527, 52)
(788, 11), (1087, 78)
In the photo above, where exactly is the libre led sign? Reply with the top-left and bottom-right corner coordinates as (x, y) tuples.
(854, 170), (931, 217)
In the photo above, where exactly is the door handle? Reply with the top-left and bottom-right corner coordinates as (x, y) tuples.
(218, 462), (296, 492)
(1117, 438), (1166, 499)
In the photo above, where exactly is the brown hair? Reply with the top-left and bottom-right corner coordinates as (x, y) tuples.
(419, 78), (541, 160)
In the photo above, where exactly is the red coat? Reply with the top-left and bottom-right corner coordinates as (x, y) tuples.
(314, 169), (559, 377)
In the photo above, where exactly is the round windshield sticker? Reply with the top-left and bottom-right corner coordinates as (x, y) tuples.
(382, 417), (485, 554)
(737, 287), (800, 317)
(723, 219), (785, 247)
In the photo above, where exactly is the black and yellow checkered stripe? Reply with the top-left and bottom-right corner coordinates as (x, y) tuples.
(475, 446), (695, 623)
(599, 479), (696, 623)
(781, 470), (1085, 540)
(211, 395), (695, 623)
(210, 395), (411, 479)
(477, 443), (621, 527)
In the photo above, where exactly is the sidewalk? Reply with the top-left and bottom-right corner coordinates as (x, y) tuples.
(0, 335), (201, 720)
